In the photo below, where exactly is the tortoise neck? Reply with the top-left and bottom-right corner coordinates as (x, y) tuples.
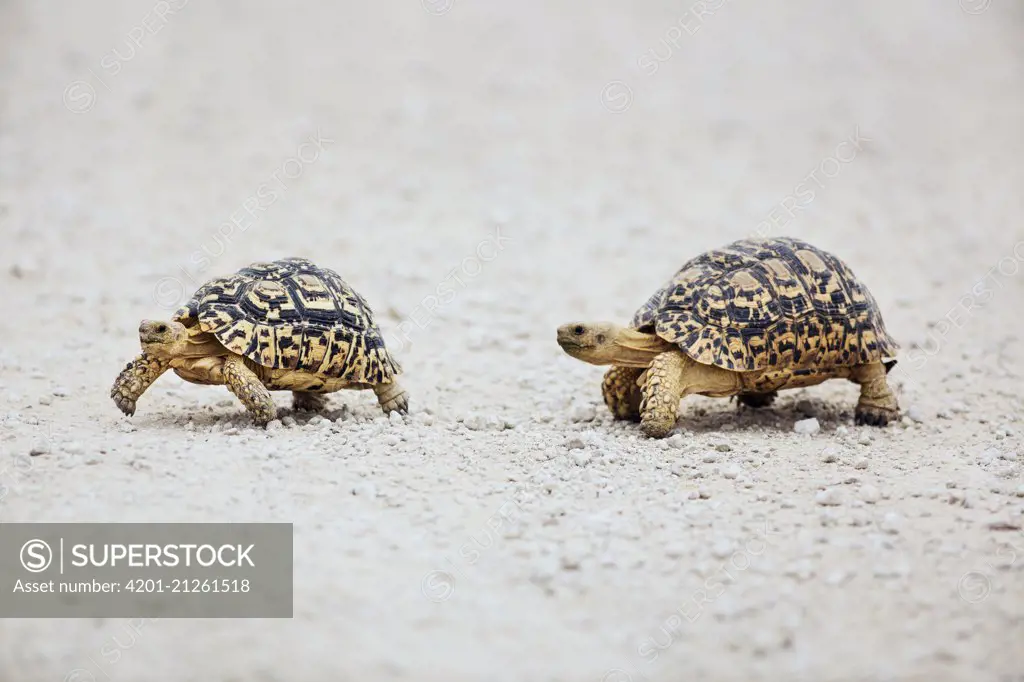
(180, 328), (228, 358)
(610, 328), (676, 367)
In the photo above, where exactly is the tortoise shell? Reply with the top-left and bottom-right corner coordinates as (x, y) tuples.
(630, 237), (898, 371)
(173, 258), (400, 384)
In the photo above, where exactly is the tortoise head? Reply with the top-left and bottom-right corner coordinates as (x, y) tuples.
(556, 322), (623, 365)
(557, 321), (674, 367)
(138, 320), (190, 358)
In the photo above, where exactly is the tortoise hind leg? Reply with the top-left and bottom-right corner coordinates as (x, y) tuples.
(373, 380), (409, 415)
(224, 355), (277, 427)
(850, 361), (900, 426)
(602, 366), (644, 421)
(737, 391), (778, 409)
(292, 392), (329, 413)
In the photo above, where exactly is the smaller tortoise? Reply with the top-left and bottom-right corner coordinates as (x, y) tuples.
(112, 258), (408, 426)
(556, 237), (899, 438)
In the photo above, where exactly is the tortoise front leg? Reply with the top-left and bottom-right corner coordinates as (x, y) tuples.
(602, 366), (644, 422)
(373, 380), (409, 415)
(223, 355), (277, 427)
(640, 352), (743, 438)
(292, 392), (329, 413)
(850, 361), (900, 426)
(639, 352), (689, 438)
(111, 353), (170, 416)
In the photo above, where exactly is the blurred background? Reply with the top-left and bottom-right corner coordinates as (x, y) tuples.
(2, 0), (1021, 408)
(1, 1), (1022, 680)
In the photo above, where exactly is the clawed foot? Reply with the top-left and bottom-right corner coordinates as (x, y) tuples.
(855, 404), (899, 426)
(251, 411), (277, 429)
(374, 381), (409, 416)
(640, 415), (676, 439)
(110, 388), (137, 417)
(380, 391), (409, 415)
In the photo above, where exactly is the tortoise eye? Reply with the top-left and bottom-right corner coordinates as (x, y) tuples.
(156, 324), (167, 333)
(573, 325), (585, 335)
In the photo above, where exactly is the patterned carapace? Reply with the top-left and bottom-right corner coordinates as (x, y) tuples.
(173, 258), (401, 384)
(630, 238), (899, 372)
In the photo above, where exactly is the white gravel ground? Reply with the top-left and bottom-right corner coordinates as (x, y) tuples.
(1, 1), (1023, 680)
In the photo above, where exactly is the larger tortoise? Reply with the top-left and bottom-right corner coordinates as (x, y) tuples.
(111, 258), (408, 426)
(556, 237), (899, 438)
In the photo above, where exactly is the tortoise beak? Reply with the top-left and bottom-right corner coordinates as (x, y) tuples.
(556, 324), (591, 356)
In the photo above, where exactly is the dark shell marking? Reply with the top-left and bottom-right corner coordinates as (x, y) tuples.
(173, 258), (400, 384)
(630, 238), (898, 372)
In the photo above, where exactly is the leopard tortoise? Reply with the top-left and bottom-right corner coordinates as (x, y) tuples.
(111, 258), (408, 426)
(556, 237), (900, 438)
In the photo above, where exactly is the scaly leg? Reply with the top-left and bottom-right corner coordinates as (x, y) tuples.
(850, 361), (900, 426)
(640, 352), (743, 438)
(292, 392), (329, 413)
(111, 353), (169, 416)
(224, 355), (277, 427)
(602, 366), (644, 421)
(373, 380), (409, 415)
(640, 352), (689, 438)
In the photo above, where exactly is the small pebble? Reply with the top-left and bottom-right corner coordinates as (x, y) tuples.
(906, 407), (925, 423)
(38, 396), (52, 406)
(714, 443), (732, 452)
(860, 485), (880, 504)
(464, 413), (502, 431)
(710, 540), (733, 560)
(29, 440), (49, 456)
(835, 425), (849, 436)
(723, 465), (741, 480)
(307, 415), (327, 427)
(666, 433), (686, 449)
(824, 570), (854, 586)
(698, 487), (711, 499)
(84, 455), (102, 465)
(570, 405), (597, 423)
(266, 419), (283, 432)
(572, 451), (592, 467)
(880, 512), (903, 534)
(281, 416), (297, 427)
(52, 387), (69, 397)
(821, 447), (839, 463)
(566, 437), (585, 450)
(352, 482), (377, 498)
(794, 418), (820, 435)
(64, 442), (84, 455)
(985, 517), (1022, 531)
(857, 434), (872, 446)
(815, 488), (842, 506)
(853, 458), (869, 470)
(872, 564), (908, 579)
(665, 544), (687, 559)
(702, 452), (720, 464)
